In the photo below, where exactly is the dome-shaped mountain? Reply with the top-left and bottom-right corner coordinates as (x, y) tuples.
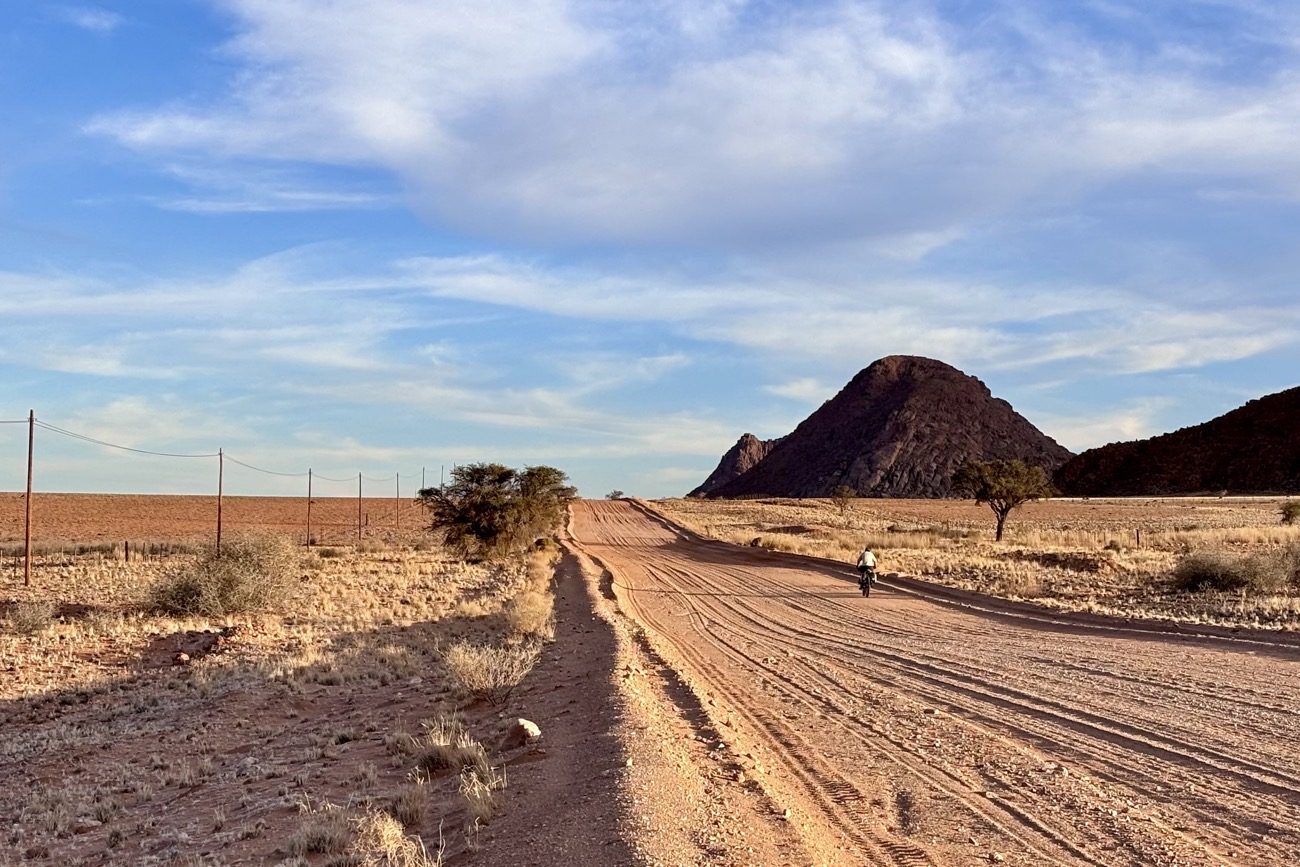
(1055, 386), (1300, 495)
(702, 356), (1072, 499)
(689, 433), (783, 498)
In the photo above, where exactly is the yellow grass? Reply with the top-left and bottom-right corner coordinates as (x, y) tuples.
(654, 496), (1300, 630)
(0, 532), (559, 863)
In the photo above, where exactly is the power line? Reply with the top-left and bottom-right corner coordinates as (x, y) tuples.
(224, 455), (310, 478)
(362, 473), (397, 483)
(35, 421), (221, 458)
(0, 420), (29, 424)
(313, 472), (357, 483)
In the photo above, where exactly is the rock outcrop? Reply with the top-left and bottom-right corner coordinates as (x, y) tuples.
(700, 356), (1071, 499)
(1055, 386), (1300, 495)
(688, 433), (783, 497)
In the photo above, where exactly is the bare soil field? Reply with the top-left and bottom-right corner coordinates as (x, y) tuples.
(654, 496), (1300, 629)
(570, 499), (1300, 866)
(0, 492), (412, 550)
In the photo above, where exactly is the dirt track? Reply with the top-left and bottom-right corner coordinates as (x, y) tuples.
(570, 500), (1300, 866)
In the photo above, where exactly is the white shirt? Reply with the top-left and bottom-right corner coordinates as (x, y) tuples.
(857, 550), (877, 568)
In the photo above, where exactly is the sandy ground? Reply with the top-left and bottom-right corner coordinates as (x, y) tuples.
(0, 493), (415, 548)
(569, 499), (1300, 866)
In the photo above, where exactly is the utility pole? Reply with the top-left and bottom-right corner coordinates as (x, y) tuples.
(395, 472), (400, 530)
(306, 468), (313, 547)
(357, 473), (363, 546)
(216, 448), (224, 553)
(23, 410), (34, 587)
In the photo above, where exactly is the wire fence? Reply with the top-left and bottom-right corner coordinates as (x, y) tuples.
(3, 411), (452, 586)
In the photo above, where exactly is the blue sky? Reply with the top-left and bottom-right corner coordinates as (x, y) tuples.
(1, 0), (1297, 498)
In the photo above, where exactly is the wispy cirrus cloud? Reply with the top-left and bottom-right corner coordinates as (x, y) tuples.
(54, 6), (123, 33)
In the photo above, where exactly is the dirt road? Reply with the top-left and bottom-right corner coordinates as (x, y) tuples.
(570, 500), (1300, 866)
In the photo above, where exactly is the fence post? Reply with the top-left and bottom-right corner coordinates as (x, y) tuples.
(23, 409), (34, 587)
(216, 448), (224, 553)
(306, 468), (313, 547)
(357, 473), (362, 546)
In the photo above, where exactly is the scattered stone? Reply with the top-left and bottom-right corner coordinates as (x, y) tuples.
(500, 718), (542, 749)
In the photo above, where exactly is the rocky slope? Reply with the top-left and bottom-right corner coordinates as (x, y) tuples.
(702, 356), (1071, 498)
(1055, 386), (1300, 495)
(689, 433), (783, 497)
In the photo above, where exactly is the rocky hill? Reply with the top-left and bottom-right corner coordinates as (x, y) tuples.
(689, 433), (783, 497)
(702, 356), (1072, 499)
(1055, 386), (1300, 495)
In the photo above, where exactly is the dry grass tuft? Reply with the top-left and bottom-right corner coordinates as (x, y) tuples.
(504, 549), (558, 640)
(414, 714), (485, 774)
(3, 600), (56, 635)
(504, 590), (554, 640)
(388, 782), (429, 828)
(443, 641), (540, 706)
(147, 535), (298, 616)
(459, 752), (506, 826)
(288, 800), (351, 856)
(350, 809), (443, 867)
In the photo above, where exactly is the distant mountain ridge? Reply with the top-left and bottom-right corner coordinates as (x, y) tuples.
(699, 355), (1072, 499)
(1054, 386), (1300, 495)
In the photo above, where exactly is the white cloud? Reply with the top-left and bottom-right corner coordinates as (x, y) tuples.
(764, 378), (829, 403)
(1035, 398), (1174, 452)
(55, 6), (123, 33)
(85, 1), (1300, 247)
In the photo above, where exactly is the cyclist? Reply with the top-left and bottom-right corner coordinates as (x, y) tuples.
(856, 546), (878, 596)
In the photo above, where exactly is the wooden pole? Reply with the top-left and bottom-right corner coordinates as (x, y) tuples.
(23, 410), (34, 588)
(395, 472), (400, 530)
(216, 448), (224, 553)
(357, 473), (363, 546)
(306, 468), (313, 547)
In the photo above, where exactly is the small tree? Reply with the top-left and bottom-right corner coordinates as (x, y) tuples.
(606, 490), (625, 500)
(1281, 501), (1300, 526)
(952, 460), (1054, 542)
(831, 484), (856, 524)
(417, 463), (576, 559)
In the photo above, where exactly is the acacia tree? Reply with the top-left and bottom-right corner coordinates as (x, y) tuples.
(417, 463), (576, 558)
(952, 459), (1054, 542)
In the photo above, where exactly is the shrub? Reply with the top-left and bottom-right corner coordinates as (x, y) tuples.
(4, 600), (56, 635)
(505, 590), (554, 641)
(148, 536), (296, 616)
(443, 641), (540, 705)
(288, 801), (351, 856)
(416, 464), (575, 559)
(1171, 551), (1290, 595)
(1281, 501), (1300, 526)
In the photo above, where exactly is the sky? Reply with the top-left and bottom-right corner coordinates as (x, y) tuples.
(1, 0), (1298, 499)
